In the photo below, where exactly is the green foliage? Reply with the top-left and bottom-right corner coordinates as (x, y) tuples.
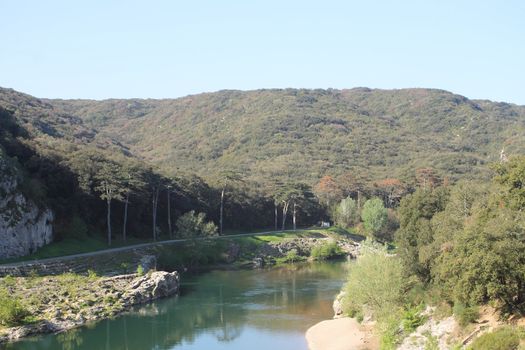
(493, 155), (525, 210)
(467, 326), (522, 350)
(334, 197), (359, 228)
(361, 198), (388, 240)
(452, 302), (479, 326)
(176, 211), (218, 238)
(343, 245), (406, 319)
(395, 187), (449, 280)
(136, 265), (144, 276)
(401, 305), (426, 332)
(378, 314), (403, 350)
(276, 249), (306, 264)
(87, 269), (98, 280)
(0, 290), (31, 326)
(310, 241), (344, 260)
(433, 207), (525, 307)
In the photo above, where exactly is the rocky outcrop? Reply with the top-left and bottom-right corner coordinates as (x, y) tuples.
(0, 155), (53, 259)
(123, 271), (179, 306)
(0, 270), (180, 343)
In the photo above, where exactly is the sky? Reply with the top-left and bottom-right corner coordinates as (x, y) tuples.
(1, 0), (524, 104)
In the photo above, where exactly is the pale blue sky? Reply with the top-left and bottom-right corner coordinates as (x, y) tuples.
(1, 1), (524, 104)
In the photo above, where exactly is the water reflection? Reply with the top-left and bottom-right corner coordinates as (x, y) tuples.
(8, 261), (349, 350)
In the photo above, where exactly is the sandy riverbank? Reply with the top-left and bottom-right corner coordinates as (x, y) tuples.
(305, 317), (378, 350)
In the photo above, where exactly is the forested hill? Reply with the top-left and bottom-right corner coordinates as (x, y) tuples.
(1, 87), (525, 187)
(46, 88), (525, 185)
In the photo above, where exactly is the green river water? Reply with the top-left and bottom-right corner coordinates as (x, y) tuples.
(6, 260), (350, 350)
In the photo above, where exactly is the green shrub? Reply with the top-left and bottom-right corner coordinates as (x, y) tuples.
(453, 302), (479, 327)
(276, 249), (306, 264)
(176, 211), (218, 238)
(401, 305), (426, 332)
(0, 291), (30, 326)
(136, 265), (144, 276)
(310, 241), (344, 260)
(343, 245), (406, 319)
(468, 327), (521, 350)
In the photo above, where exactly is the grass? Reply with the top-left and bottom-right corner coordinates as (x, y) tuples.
(0, 227), (337, 264)
(0, 236), (150, 264)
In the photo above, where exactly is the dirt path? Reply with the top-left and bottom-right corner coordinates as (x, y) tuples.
(0, 229), (297, 268)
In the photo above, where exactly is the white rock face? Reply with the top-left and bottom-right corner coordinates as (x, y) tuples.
(0, 158), (53, 259)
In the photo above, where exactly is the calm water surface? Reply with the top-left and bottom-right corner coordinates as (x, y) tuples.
(7, 261), (349, 350)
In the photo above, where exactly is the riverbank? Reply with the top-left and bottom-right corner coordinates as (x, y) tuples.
(306, 317), (378, 350)
(0, 271), (179, 343)
(0, 229), (362, 344)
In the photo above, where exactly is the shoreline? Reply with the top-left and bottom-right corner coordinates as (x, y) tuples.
(0, 271), (179, 344)
(305, 317), (378, 350)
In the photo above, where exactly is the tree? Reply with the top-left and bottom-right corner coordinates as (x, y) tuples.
(216, 170), (243, 235)
(69, 149), (127, 245)
(493, 155), (525, 210)
(121, 161), (146, 242)
(374, 178), (406, 208)
(145, 170), (164, 241)
(415, 168), (441, 190)
(334, 197), (359, 228)
(95, 161), (127, 246)
(395, 187), (449, 280)
(361, 198), (388, 240)
(336, 172), (368, 209)
(314, 175), (343, 208)
(275, 182), (314, 230)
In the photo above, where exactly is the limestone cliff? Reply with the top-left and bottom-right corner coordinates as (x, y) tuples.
(0, 154), (53, 259)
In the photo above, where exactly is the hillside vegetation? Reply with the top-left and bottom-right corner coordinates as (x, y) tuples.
(1, 86), (524, 254)
(47, 88), (525, 184)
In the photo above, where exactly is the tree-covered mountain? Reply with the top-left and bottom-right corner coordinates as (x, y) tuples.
(1, 86), (524, 254)
(46, 88), (525, 185)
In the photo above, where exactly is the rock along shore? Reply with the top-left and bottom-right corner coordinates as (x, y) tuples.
(0, 270), (179, 343)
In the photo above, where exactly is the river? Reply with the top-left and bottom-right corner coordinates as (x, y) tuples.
(7, 260), (349, 350)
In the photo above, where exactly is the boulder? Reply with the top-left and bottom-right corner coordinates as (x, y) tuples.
(123, 271), (180, 306)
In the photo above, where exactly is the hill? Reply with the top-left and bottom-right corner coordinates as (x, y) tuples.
(46, 88), (525, 185)
(1, 86), (525, 255)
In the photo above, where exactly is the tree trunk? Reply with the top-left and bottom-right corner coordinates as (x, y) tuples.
(122, 192), (129, 242)
(281, 201), (289, 230)
(220, 187), (225, 236)
(274, 202), (278, 231)
(152, 187), (159, 241)
(107, 198), (112, 246)
(292, 202), (297, 231)
(167, 190), (172, 238)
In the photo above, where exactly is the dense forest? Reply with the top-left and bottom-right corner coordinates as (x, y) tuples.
(1, 86), (524, 248)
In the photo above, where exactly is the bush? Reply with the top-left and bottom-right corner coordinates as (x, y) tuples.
(453, 302), (479, 327)
(401, 305), (426, 332)
(0, 291), (30, 326)
(343, 245), (406, 319)
(468, 326), (521, 350)
(136, 265), (144, 276)
(176, 211), (218, 238)
(276, 249), (306, 264)
(310, 241), (344, 260)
